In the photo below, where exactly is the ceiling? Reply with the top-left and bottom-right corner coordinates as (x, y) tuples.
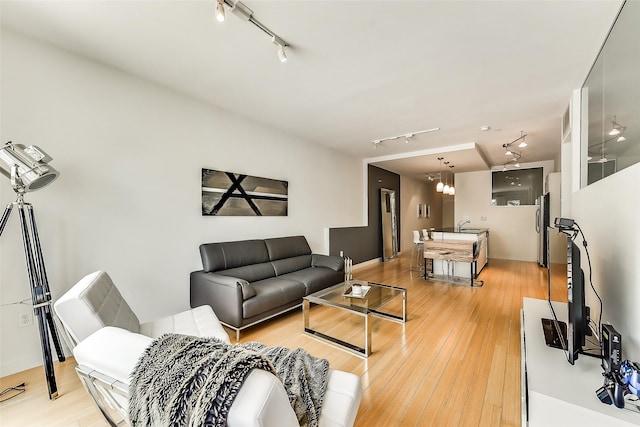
(0, 0), (623, 180)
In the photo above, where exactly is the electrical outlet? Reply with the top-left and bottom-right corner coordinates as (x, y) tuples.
(481, 216), (487, 221)
(18, 311), (33, 328)
(339, 250), (344, 257)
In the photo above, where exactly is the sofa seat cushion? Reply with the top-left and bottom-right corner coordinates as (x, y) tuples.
(139, 305), (230, 344)
(280, 268), (343, 294)
(243, 278), (307, 319)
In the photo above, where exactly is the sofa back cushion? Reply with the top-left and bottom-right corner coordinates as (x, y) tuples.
(271, 255), (312, 276)
(218, 263), (276, 283)
(264, 236), (311, 261)
(200, 239), (270, 272)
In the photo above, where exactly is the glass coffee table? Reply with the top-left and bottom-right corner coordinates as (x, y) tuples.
(303, 280), (406, 357)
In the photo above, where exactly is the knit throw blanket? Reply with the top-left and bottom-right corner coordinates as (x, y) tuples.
(128, 334), (329, 427)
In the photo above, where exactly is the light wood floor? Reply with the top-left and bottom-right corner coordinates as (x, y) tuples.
(0, 255), (565, 426)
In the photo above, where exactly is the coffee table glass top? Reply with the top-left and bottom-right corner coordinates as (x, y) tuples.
(305, 280), (405, 315)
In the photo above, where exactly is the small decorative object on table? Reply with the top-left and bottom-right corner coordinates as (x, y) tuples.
(342, 280), (371, 299)
(343, 256), (353, 294)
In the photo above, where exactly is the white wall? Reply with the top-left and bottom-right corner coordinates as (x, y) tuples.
(454, 161), (554, 261)
(0, 29), (363, 375)
(572, 151), (640, 361)
(399, 175), (443, 251)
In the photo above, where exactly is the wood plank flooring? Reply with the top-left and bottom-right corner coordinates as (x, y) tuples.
(0, 256), (565, 426)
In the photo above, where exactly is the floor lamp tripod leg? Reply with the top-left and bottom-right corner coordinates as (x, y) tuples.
(16, 203), (63, 399)
(27, 205), (65, 363)
(0, 203), (13, 235)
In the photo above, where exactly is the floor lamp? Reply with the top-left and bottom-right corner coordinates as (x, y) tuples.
(0, 141), (65, 399)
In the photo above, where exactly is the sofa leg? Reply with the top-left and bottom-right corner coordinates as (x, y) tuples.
(236, 328), (240, 342)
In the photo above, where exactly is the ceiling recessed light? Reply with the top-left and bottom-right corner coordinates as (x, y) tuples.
(480, 126), (490, 131)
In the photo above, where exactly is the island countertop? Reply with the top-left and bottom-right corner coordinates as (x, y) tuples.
(430, 227), (489, 234)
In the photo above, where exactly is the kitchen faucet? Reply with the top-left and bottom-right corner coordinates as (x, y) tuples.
(457, 219), (471, 231)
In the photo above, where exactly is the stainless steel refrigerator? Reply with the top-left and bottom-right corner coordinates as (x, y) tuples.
(536, 192), (550, 268)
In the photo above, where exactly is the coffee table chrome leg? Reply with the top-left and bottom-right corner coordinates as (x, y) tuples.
(365, 313), (372, 357)
(402, 291), (407, 322)
(303, 299), (310, 329)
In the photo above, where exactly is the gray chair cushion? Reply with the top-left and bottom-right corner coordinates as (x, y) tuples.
(312, 254), (345, 272)
(242, 278), (307, 319)
(271, 255), (312, 276)
(264, 236), (311, 261)
(54, 270), (141, 344)
(200, 240), (270, 272)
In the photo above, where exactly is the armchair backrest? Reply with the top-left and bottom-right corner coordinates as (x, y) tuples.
(54, 270), (141, 346)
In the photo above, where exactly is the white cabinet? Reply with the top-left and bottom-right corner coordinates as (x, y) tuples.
(521, 298), (639, 426)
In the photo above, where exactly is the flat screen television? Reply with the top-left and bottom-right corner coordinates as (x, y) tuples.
(542, 221), (597, 365)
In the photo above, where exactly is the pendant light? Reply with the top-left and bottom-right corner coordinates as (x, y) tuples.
(443, 162), (450, 194)
(436, 157), (444, 192)
(215, 0), (225, 22)
(448, 165), (455, 195)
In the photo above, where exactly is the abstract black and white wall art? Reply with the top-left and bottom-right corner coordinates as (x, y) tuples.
(201, 169), (288, 216)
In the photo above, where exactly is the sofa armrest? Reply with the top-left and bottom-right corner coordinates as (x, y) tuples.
(312, 254), (345, 272)
(190, 271), (245, 328)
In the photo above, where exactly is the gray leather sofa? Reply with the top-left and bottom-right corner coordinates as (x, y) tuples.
(190, 236), (344, 340)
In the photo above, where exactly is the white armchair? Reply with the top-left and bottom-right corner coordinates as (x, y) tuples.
(54, 270), (362, 427)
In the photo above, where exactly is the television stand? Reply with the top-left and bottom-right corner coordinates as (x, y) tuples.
(521, 298), (639, 426)
(541, 318), (567, 349)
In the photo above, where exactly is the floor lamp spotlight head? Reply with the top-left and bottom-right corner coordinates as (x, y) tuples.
(0, 142), (59, 194)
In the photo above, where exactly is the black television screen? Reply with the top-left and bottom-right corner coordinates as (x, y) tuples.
(567, 239), (587, 364)
(542, 223), (594, 365)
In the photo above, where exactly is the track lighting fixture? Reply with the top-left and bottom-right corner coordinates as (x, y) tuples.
(371, 128), (440, 148)
(518, 134), (528, 148)
(278, 45), (287, 62)
(608, 116), (625, 136)
(216, 0), (225, 22)
(272, 36), (287, 62)
(216, 0), (290, 63)
(501, 131), (528, 168)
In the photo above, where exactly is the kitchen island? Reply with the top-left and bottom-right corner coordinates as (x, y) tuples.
(423, 228), (489, 286)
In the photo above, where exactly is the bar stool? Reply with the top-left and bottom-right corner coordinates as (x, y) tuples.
(410, 230), (424, 272)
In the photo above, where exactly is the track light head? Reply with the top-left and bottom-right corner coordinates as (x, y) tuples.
(215, 0), (225, 22)
(272, 36), (288, 63)
(278, 45), (287, 62)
